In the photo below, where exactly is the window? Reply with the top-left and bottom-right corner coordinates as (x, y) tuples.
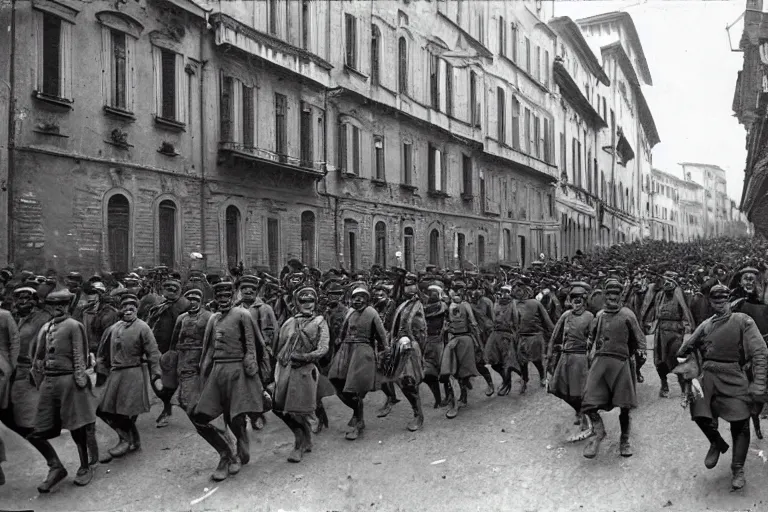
(476, 11), (484, 43)
(404, 227), (414, 271)
(457, 233), (466, 268)
(480, 175), (486, 207)
(225, 205), (241, 269)
(301, 0), (311, 50)
(535, 45), (541, 81)
(560, 132), (566, 175)
(445, 61), (453, 116)
(602, 97), (607, 120)
(524, 108), (531, 154)
(243, 84), (254, 147)
(268, 0), (278, 35)
(374, 136), (385, 180)
(220, 76), (233, 141)
(338, 123), (347, 172)
(107, 194), (130, 272)
(402, 142), (413, 185)
(498, 16), (506, 56)
(504, 229), (512, 261)
(497, 87), (505, 143)
(510, 24), (518, 62)
(398, 37), (408, 94)
(37, 11), (73, 100)
(477, 235), (485, 267)
(462, 154), (473, 196)
(544, 50), (550, 87)
(430, 54), (440, 110)
(345, 14), (358, 69)
(352, 125), (361, 175)
(300, 101), (313, 166)
(543, 118), (550, 162)
(586, 150), (592, 192)
(518, 235), (526, 267)
(158, 200), (176, 267)
(153, 47), (185, 124)
(429, 229), (441, 265)
(42, 13), (62, 96)
(345, 219), (359, 271)
(533, 115), (540, 158)
(525, 37), (531, 73)
(267, 218), (280, 272)
(428, 144), (446, 193)
(470, 71), (479, 126)
(375, 221), (387, 266)
(275, 93), (287, 156)
(301, 211), (316, 266)
(511, 98), (520, 150)
(371, 25), (381, 85)
(110, 31), (127, 109)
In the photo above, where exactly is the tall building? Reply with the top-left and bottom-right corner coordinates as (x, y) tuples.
(649, 168), (681, 242)
(679, 163), (729, 238)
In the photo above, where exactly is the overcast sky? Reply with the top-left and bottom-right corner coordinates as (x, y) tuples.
(554, 0), (746, 203)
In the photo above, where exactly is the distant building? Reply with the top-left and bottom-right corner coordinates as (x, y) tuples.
(649, 168), (681, 241)
(679, 163), (729, 238)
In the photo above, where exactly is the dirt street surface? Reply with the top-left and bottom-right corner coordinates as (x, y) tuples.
(2, 338), (768, 512)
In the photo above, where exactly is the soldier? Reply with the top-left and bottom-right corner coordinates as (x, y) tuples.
(95, 293), (163, 463)
(468, 284), (497, 397)
(81, 282), (120, 356)
(192, 281), (263, 481)
(484, 284), (521, 396)
(28, 290), (97, 487)
(514, 280), (555, 393)
(582, 279), (646, 460)
(147, 278), (190, 428)
(328, 286), (387, 441)
(374, 280), (400, 418)
(273, 286), (329, 462)
(677, 284), (767, 491)
(317, 279), (348, 432)
(380, 279), (427, 431)
(422, 283), (448, 407)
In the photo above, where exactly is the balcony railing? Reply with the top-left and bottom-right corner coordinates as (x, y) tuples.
(218, 141), (325, 178)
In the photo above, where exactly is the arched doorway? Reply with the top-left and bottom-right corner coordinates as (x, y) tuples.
(107, 194), (130, 272)
(158, 199), (176, 267)
(225, 205), (241, 268)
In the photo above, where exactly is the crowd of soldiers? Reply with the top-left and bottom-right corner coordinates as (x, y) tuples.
(1, 236), (768, 494)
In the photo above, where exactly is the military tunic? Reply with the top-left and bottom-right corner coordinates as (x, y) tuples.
(440, 301), (480, 380)
(169, 308), (212, 411)
(652, 288), (694, 371)
(423, 302), (447, 379)
(516, 299), (555, 365)
(483, 301), (520, 374)
(8, 309), (51, 427)
(329, 306), (387, 394)
(383, 298), (426, 386)
(547, 309), (594, 402)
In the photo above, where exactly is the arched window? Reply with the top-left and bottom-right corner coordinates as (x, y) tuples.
(375, 221), (387, 266)
(504, 228), (512, 261)
(344, 219), (359, 271)
(477, 234), (485, 267)
(404, 227), (414, 271)
(158, 199), (176, 267)
(107, 194), (130, 272)
(398, 36), (408, 94)
(371, 25), (381, 85)
(225, 205), (241, 269)
(457, 233), (466, 268)
(301, 211), (316, 266)
(429, 229), (441, 265)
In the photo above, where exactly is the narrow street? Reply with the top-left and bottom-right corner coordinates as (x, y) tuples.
(2, 340), (767, 512)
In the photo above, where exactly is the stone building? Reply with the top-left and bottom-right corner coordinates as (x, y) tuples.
(679, 163), (729, 238)
(649, 168), (681, 242)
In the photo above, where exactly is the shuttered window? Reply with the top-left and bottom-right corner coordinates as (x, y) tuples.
(242, 85), (254, 147)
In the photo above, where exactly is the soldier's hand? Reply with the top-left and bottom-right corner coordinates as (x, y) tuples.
(153, 379), (164, 392)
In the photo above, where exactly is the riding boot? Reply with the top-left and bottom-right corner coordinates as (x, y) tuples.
(458, 379), (469, 407)
(71, 426), (94, 486)
(533, 361), (547, 387)
(695, 417), (729, 469)
(403, 387), (424, 431)
(498, 368), (513, 396)
(445, 383), (458, 419)
(192, 419), (235, 481)
(108, 421), (131, 459)
(730, 419), (750, 490)
(128, 418), (141, 452)
(345, 395), (363, 440)
(658, 367), (670, 398)
(478, 365), (494, 396)
(287, 421), (305, 463)
(520, 363), (529, 394)
(299, 416), (313, 453)
(583, 413), (606, 459)
(377, 383), (399, 417)
(440, 382), (453, 407)
(85, 423), (99, 466)
(314, 401), (329, 433)
(230, 414), (250, 465)
(156, 399), (172, 428)
(619, 409), (632, 457)
(426, 380), (442, 408)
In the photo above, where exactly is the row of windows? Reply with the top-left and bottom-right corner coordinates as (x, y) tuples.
(495, 88), (553, 162)
(497, 16), (550, 88)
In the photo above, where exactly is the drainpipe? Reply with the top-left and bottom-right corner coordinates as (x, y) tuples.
(199, 17), (208, 271)
(5, 0), (17, 265)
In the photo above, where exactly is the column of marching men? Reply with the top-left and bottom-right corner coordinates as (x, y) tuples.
(2, 236), (768, 494)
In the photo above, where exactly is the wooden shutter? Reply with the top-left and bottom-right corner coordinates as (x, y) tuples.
(101, 28), (112, 106)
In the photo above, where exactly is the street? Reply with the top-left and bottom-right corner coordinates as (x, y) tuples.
(2, 340), (768, 512)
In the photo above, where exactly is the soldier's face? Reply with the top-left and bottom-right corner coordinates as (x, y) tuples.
(403, 285), (418, 299)
(298, 296), (316, 315)
(741, 273), (757, 294)
(711, 298), (729, 315)
(163, 285), (180, 301)
(716, 269), (726, 281)
(51, 303), (68, 318)
(373, 290), (387, 304)
(216, 290), (233, 309)
(428, 290), (441, 303)
(499, 289), (512, 302)
(121, 303), (137, 322)
(187, 296), (201, 313)
(15, 293), (35, 316)
(663, 279), (676, 292)
(351, 293), (368, 311)
(570, 295), (585, 312)
(240, 284), (257, 301)
(605, 291), (621, 309)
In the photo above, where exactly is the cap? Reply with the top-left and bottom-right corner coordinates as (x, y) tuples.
(569, 281), (592, 296)
(92, 281), (107, 293)
(13, 286), (38, 296)
(238, 275), (261, 288)
(120, 293), (140, 307)
(212, 281), (234, 293)
(709, 284), (730, 300)
(45, 289), (74, 305)
(66, 271), (83, 282)
(351, 286), (370, 297)
(163, 279), (181, 291)
(184, 289), (203, 300)
(295, 286), (318, 302)
(604, 279), (623, 294)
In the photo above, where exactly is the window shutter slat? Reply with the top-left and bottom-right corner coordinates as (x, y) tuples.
(101, 27), (112, 107)
(153, 47), (162, 117)
(60, 21), (72, 98)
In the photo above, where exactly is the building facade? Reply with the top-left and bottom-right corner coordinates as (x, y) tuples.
(649, 168), (681, 242)
(679, 163), (729, 238)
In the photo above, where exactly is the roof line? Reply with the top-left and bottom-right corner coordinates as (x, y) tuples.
(548, 17), (610, 86)
(575, 11), (652, 86)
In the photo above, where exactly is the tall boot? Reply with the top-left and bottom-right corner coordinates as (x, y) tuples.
(445, 382), (458, 419)
(458, 379), (469, 407)
(619, 409), (633, 457)
(377, 383), (399, 417)
(533, 361), (547, 387)
(426, 380), (442, 408)
(29, 437), (67, 493)
(156, 395), (173, 428)
(230, 414), (250, 466)
(583, 412), (606, 459)
(277, 413), (305, 463)
(695, 417), (729, 469)
(519, 363), (529, 395)
(108, 416), (131, 459)
(71, 426), (94, 486)
(96, 411), (116, 464)
(440, 382), (453, 407)
(314, 401), (329, 433)
(193, 420), (235, 482)
(344, 395), (363, 441)
(128, 417), (141, 452)
(299, 416), (313, 453)
(403, 387), (424, 432)
(477, 365), (495, 396)
(85, 423), (99, 466)
(497, 368), (513, 396)
(730, 419), (750, 490)
(658, 366), (670, 398)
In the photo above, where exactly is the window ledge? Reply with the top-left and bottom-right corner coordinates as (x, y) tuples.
(371, 178), (388, 187)
(33, 91), (73, 110)
(157, 149), (180, 157)
(33, 129), (69, 138)
(461, 192), (474, 201)
(428, 190), (449, 199)
(341, 171), (362, 180)
(104, 140), (134, 150)
(344, 65), (368, 81)
(400, 183), (418, 192)
(154, 116), (186, 132)
(104, 105), (136, 121)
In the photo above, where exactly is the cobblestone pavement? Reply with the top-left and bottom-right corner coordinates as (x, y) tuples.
(3, 338), (768, 512)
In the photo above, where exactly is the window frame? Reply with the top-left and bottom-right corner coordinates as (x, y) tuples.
(34, 8), (75, 105)
(344, 13), (358, 70)
(152, 45), (187, 128)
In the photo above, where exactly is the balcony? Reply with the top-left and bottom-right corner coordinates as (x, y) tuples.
(218, 142), (325, 181)
(484, 138), (558, 181)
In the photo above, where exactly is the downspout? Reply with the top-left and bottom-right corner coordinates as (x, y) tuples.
(6, 0), (17, 264)
(199, 15), (208, 271)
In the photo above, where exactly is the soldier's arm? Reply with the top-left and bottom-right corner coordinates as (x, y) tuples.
(169, 315), (183, 353)
(743, 316), (768, 395)
(240, 311), (259, 377)
(546, 311), (567, 361)
(625, 308), (647, 353)
(677, 319), (709, 358)
(141, 323), (163, 385)
(372, 312), (389, 352)
(304, 317), (330, 362)
(71, 322), (89, 388)
(3, 312), (19, 372)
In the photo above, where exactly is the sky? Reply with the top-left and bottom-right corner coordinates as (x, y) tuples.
(554, 0), (747, 203)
